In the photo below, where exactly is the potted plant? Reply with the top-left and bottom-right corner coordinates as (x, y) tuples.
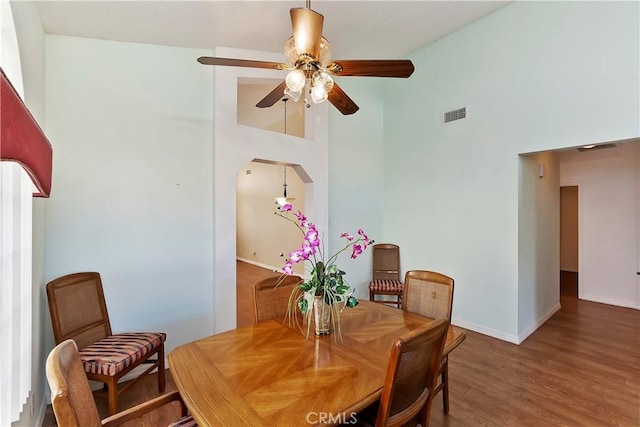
(275, 204), (373, 339)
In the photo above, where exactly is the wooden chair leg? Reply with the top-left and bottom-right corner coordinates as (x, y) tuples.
(107, 377), (118, 415)
(158, 345), (166, 392)
(419, 393), (436, 427)
(442, 358), (449, 414)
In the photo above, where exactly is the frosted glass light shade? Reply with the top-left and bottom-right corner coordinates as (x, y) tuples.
(284, 86), (302, 102)
(318, 37), (332, 67)
(286, 69), (306, 92)
(284, 37), (298, 65)
(276, 196), (296, 207)
(311, 84), (328, 104)
(313, 71), (334, 93)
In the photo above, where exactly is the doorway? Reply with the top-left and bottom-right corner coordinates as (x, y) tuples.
(560, 185), (578, 298)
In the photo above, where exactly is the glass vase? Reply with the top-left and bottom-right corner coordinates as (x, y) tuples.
(313, 295), (331, 335)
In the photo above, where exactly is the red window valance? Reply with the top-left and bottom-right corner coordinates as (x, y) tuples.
(0, 67), (52, 197)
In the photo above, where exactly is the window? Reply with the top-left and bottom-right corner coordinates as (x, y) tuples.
(0, 162), (33, 424)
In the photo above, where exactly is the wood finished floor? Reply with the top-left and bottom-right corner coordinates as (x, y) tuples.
(43, 266), (640, 426)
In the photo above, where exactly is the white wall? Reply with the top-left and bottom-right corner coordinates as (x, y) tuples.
(518, 151), (561, 341)
(328, 77), (386, 300)
(560, 142), (640, 309)
(212, 47), (330, 332)
(237, 161), (305, 275)
(7, 1), (48, 424)
(44, 36), (215, 354)
(383, 1), (639, 341)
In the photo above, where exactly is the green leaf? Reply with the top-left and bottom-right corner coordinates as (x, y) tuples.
(298, 298), (308, 313)
(346, 296), (359, 308)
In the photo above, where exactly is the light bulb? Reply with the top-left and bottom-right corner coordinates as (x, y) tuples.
(311, 84), (328, 104)
(313, 71), (334, 93)
(284, 86), (301, 102)
(285, 69), (306, 92)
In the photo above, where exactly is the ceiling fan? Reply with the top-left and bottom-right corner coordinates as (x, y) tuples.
(197, 1), (415, 115)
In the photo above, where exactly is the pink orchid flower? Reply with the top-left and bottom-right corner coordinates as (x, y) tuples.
(289, 250), (304, 263)
(282, 261), (293, 275)
(358, 228), (371, 249)
(351, 244), (363, 259)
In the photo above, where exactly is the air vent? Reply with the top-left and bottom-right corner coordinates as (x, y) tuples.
(444, 107), (467, 124)
(577, 143), (617, 152)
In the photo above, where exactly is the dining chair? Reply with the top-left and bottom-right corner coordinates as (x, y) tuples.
(253, 274), (303, 323)
(368, 243), (403, 308)
(46, 339), (196, 427)
(46, 272), (167, 415)
(355, 318), (449, 427)
(402, 270), (455, 414)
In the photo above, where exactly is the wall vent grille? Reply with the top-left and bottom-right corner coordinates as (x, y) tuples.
(444, 107), (467, 123)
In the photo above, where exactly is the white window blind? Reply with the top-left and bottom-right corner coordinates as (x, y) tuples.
(0, 161), (33, 424)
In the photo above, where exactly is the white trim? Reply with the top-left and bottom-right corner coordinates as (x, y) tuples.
(236, 257), (280, 273)
(579, 295), (640, 311)
(518, 303), (561, 343)
(451, 317), (520, 345)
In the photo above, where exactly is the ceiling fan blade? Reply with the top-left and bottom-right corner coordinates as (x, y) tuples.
(197, 56), (288, 71)
(256, 81), (287, 108)
(290, 8), (324, 61)
(327, 60), (415, 78)
(328, 83), (359, 115)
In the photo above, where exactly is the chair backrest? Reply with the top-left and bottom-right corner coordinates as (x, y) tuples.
(372, 244), (401, 281)
(46, 339), (103, 427)
(253, 275), (303, 323)
(402, 270), (454, 321)
(376, 318), (449, 427)
(46, 272), (112, 350)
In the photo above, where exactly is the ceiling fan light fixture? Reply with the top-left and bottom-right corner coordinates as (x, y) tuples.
(284, 37), (299, 65)
(313, 70), (334, 93)
(290, 7), (324, 61)
(284, 86), (302, 102)
(310, 84), (328, 104)
(318, 37), (332, 67)
(286, 69), (306, 92)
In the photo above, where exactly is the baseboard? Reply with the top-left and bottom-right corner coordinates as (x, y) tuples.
(453, 302), (562, 345)
(450, 318), (520, 344)
(236, 257), (279, 272)
(518, 303), (562, 343)
(579, 294), (640, 310)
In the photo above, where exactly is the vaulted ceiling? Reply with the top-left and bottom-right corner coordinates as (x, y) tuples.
(35, 1), (511, 59)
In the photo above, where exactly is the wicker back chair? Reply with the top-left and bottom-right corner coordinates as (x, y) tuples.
(375, 318), (449, 427)
(46, 339), (195, 427)
(402, 270), (455, 414)
(253, 274), (303, 323)
(368, 244), (403, 307)
(46, 272), (166, 415)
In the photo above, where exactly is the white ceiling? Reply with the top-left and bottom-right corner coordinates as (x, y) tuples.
(35, 1), (512, 60)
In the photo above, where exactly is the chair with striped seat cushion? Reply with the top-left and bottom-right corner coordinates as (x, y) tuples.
(368, 243), (404, 308)
(46, 339), (197, 427)
(402, 270), (458, 414)
(80, 332), (166, 376)
(46, 272), (167, 415)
